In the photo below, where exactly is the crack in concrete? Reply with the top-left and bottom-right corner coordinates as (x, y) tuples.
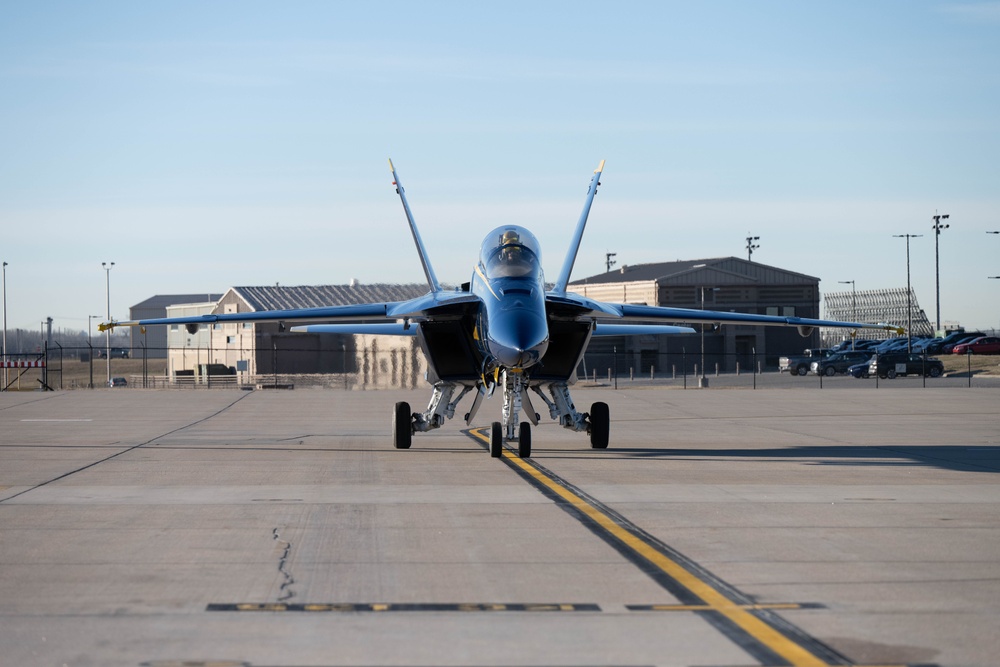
(272, 528), (296, 602)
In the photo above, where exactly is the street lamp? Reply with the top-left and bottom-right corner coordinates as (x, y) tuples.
(838, 280), (856, 349)
(700, 286), (720, 387)
(87, 314), (103, 389)
(932, 213), (950, 333)
(102, 262), (114, 385)
(2, 261), (7, 391)
(745, 234), (760, 262)
(892, 234), (922, 353)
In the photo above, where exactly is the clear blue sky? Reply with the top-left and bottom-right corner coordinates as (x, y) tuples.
(2, 1), (999, 337)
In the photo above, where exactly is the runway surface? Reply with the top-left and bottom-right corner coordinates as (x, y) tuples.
(2, 385), (999, 667)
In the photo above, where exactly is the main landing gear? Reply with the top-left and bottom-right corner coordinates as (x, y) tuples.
(392, 378), (611, 456)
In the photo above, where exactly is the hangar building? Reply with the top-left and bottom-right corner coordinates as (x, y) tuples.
(164, 283), (428, 386)
(571, 257), (828, 372)
(129, 293), (223, 358)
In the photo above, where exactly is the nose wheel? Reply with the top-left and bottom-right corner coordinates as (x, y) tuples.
(490, 420), (531, 458)
(490, 422), (503, 457)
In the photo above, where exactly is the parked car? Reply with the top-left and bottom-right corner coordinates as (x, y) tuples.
(873, 337), (910, 354)
(810, 350), (874, 376)
(951, 336), (1000, 355)
(98, 348), (130, 359)
(108, 376), (128, 387)
(929, 330), (983, 354)
(779, 348), (834, 375)
(869, 352), (944, 379)
(848, 361), (870, 379)
(942, 332), (986, 354)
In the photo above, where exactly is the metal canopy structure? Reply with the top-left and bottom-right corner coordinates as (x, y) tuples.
(823, 287), (933, 341)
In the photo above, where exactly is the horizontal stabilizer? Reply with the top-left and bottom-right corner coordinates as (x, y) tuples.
(592, 324), (696, 336)
(290, 323), (416, 336)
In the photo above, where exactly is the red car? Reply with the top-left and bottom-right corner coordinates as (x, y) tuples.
(952, 336), (1000, 355)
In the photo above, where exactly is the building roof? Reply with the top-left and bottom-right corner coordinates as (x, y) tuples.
(131, 293), (224, 310)
(571, 257), (819, 286)
(230, 284), (431, 311)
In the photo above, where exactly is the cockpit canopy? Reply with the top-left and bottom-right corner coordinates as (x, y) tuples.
(479, 226), (543, 280)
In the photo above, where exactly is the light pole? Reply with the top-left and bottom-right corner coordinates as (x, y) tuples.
(838, 280), (856, 349)
(745, 234), (760, 262)
(102, 262), (114, 385)
(700, 286), (720, 387)
(893, 234), (922, 352)
(2, 261), (7, 391)
(87, 314), (103, 389)
(932, 213), (950, 333)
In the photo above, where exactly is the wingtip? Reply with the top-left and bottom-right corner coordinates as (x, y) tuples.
(595, 159), (606, 173)
(388, 158), (395, 172)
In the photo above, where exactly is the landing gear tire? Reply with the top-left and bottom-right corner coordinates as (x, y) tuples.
(490, 421), (503, 458)
(392, 402), (412, 449)
(518, 422), (531, 458)
(589, 401), (610, 449)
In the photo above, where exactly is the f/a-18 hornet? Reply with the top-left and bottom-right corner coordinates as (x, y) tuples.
(102, 160), (898, 458)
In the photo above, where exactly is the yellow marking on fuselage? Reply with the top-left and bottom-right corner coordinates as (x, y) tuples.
(474, 264), (500, 300)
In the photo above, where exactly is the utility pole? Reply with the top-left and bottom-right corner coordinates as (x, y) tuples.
(838, 280), (856, 349)
(892, 235), (922, 352)
(699, 286), (719, 388)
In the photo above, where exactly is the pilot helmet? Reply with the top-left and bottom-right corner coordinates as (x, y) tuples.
(501, 229), (520, 247)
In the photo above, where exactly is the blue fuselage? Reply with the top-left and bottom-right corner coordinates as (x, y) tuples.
(472, 226), (550, 371)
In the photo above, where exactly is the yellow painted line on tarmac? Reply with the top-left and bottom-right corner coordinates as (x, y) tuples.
(630, 603), (812, 612)
(469, 427), (891, 667)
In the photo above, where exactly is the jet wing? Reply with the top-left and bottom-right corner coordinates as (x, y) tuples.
(100, 291), (482, 333)
(614, 303), (903, 335)
(547, 291), (901, 336)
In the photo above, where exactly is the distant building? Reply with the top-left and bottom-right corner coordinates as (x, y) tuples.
(572, 257), (826, 372)
(129, 294), (223, 358)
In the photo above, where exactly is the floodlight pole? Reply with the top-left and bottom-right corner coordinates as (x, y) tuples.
(892, 235), (922, 353)
(932, 213), (950, 332)
(745, 234), (760, 262)
(102, 262), (114, 385)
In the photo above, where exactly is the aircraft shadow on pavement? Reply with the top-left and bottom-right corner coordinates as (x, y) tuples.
(590, 445), (1000, 474)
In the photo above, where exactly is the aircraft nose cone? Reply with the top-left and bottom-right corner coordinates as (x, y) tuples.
(489, 314), (549, 369)
(494, 337), (549, 368)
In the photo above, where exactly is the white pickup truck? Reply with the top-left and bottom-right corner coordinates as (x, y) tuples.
(778, 348), (833, 375)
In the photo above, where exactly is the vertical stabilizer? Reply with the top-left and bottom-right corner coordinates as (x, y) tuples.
(389, 159), (441, 293)
(553, 160), (605, 294)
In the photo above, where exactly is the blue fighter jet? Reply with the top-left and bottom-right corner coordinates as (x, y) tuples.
(102, 160), (900, 458)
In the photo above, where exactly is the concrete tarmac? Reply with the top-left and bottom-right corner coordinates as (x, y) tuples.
(1, 385), (998, 667)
